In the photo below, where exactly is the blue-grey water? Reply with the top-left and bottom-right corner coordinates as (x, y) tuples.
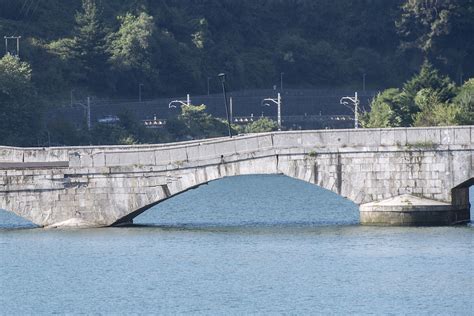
(0, 175), (473, 315)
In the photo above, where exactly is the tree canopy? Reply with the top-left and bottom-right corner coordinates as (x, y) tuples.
(0, 0), (473, 146)
(1, 0), (471, 99)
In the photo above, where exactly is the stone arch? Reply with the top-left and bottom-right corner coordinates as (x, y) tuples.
(112, 155), (361, 226)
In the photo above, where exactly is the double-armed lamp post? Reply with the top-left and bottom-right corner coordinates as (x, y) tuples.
(218, 73), (233, 138)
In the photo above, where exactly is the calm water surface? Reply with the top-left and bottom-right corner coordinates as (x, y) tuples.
(0, 175), (473, 315)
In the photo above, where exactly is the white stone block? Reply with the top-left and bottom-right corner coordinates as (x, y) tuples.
(454, 128), (471, 145)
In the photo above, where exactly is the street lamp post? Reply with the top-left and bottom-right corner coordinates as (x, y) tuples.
(229, 97), (233, 124)
(218, 73), (233, 138)
(262, 93), (282, 131)
(340, 92), (360, 129)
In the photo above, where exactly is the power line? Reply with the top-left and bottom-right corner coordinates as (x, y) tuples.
(29, 0), (41, 18)
(23, 0), (35, 18)
(16, 0), (30, 20)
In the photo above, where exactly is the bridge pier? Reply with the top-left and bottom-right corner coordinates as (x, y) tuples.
(359, 194), (471, 226)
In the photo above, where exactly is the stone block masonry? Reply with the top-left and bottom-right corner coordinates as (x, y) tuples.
(0, 126), (472, 227)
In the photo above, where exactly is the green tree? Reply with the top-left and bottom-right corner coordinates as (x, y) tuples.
(400, 61), (456, 125)
(397, 0), (456, 54)
(403, 61), (456, 102)
(412, 88), (460, 126)
(413, 103), (460, 127)
(109, 12), (154, 72)
(453, 78), (474, 125)
(71, 0), (109, 89)
(178, 104), (229, 138)
(361, 89), (404, 128)
(108, 12), (155, 94)
(46, 120), (88, 146)
(245, 118), (278, 133)
(0, 54), (41, 146)
(397, 0), (474, 79)
(362, 62), (459, 128)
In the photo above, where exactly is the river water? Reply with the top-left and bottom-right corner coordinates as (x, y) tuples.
(0, 175), (473, 315)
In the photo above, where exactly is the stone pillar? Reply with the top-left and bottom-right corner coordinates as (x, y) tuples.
(360, 194), (470, 226)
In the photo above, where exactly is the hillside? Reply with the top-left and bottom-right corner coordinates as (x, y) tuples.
(1, 0), (472, 99)
(0, 0), (473, 147)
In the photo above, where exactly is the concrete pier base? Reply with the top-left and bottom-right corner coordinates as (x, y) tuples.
(360, 194), (471, 226)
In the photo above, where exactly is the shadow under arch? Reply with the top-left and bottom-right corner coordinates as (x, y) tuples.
(113, 174), (359, 227)
(452, 178), (474, 221)
(0, 208), (38, 229)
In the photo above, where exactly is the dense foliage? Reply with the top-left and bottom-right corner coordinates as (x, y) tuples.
(1, 0), (472, 98)
(0, 0), (473, 146)
(362, 62), (473, 127)
(0, 54), (41, 145)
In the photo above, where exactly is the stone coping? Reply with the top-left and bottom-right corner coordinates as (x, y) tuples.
(0, 125), (472, 151)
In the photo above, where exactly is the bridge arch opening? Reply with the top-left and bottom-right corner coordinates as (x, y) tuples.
(0, 209), (38, 229)
(132, 174), (359, 228)
(452, 178), (474, 223)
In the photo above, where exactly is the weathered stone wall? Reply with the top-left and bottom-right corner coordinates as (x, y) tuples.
(0, 126), (472, 227)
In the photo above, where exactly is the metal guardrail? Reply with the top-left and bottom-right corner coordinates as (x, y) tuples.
(232, 115), (354, 124)
(47, 89), (375, 129)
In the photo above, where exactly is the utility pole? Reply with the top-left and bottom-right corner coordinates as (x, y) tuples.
(230, 97), (233, 124)
(4, 36), (21, 57)
(218, 73), (233, 138)
(277, 93), (281, 129)
(187, 94), (190, 106)
(262, 92), (282, 131)
(340, 92), (359, 129)
(87, 96), (91, 131)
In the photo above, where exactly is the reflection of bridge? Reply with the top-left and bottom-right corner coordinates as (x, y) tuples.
(0, 126), (472, 227)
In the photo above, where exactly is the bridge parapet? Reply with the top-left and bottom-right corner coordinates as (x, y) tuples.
(2, 126), (471, 167)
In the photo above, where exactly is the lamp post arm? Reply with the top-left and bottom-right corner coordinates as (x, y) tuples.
(262, 98), (278, 106)
(168, 100), (189, 108)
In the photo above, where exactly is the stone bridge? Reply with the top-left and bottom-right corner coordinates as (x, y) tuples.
(0, 126), (472, 227)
